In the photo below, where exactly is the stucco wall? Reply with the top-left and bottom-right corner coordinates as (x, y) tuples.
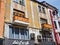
(0, 0), (5, 38)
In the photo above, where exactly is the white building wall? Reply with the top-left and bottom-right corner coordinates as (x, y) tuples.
(29, 28), (40, 40)
(4, 23), (9, 38)
(10, 0), (13, 22)
(54, 19), (60, 32)
(55, 20), (59, 30)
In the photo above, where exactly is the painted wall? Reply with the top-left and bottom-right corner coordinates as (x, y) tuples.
(4, 0), (53, 39)
(29, 28), (40, 39)
(4, 23), (9, 38)
(31, 1), (40, 28)
(0, 0), (5, 38)
(25, 0), (34, 27)
(4, 0), (11, 22)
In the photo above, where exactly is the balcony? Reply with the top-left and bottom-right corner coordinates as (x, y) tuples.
(13, 15), (29, 25)
(42, 23), (52, 29)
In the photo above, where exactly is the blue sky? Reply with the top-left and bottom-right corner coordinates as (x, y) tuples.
(38, 0), (60, 14)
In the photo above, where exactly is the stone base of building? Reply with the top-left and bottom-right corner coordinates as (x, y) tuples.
(3, 38), (35, 45)
(0, 38), (56, 45)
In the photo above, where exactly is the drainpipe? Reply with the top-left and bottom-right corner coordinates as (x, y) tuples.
(50, 11), (58, 45)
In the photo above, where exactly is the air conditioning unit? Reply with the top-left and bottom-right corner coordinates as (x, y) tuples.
(37, 35), (41, 42)
(30, 33), (35, 40)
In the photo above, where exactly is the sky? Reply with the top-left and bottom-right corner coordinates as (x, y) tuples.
(38, 0), (60, 14)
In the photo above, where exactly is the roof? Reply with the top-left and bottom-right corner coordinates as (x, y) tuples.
(31, 0), (48, 7)
(41, 1), (58, 10)
(31, 0), (58, 11)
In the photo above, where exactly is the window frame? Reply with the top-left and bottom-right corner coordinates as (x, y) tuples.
(54, 21), (57, 29)
(9, 26), (29, 40)
(42, 7), (46, 14)
(58, 22), (60, 28)
(38, 5), (41, 12)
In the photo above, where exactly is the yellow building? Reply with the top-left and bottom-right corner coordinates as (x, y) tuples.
(0, 0), (55, 45)
(31, 0), (53, 43)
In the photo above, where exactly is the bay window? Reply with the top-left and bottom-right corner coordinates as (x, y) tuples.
(9, 26), (29, 40)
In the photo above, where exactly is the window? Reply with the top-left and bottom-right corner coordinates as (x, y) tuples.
(53, 11), (56, 16)
(53, 10), (58, 16)
(9, 26), (14, 39)
(14, 28), (19, 39)
(13, 12), (15, 15)
(58, 22), (60, 28)
(20, 29), (29, 40)
(40, 18), (47, 24)
(14, 0), (18, 3)
(20, 29), (25, 39)
(13, 11), (19, 16)
(59, 33), (60, 36)
(38, 6), (41, 12)
(54, 21), (57, 29)
(42, 7), (46, 14)
(13, 9), (25, 18)
(19, 0), (25, 6)
(9, 26), (29, 40)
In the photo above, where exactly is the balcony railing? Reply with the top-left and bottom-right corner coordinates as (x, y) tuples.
(37, 38), (55, 45)
(40, 38), (53, 42)
(13, 15), (29, 23)
(42, 23), (52, 29)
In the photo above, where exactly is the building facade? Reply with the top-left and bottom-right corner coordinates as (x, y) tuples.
(0, 0), (58, 45)
(0, 0), (5, 45)
(41, 1), (60, 45)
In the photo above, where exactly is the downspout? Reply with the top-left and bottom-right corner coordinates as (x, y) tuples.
(50, 11), (58, 45)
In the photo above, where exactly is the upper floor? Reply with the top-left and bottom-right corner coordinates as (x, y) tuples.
(3, 0), (53, 29)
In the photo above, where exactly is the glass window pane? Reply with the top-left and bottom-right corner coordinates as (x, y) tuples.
(54, 21), (57, 29)
(14, 28), (19, 39)
(9, 27), (14, 39)
(38, 6), (41, 12)
(19, 0), (25, 6)
(58, 22), (60, 28)
(14, 0), (18, 3)
(42, 7), (46, 14)
(24, 29), (29, 40)
(20, 29), (25, 39)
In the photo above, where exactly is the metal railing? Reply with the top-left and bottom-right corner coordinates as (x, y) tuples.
(13, 15), (29, 23)
(38, 38), (56, 45)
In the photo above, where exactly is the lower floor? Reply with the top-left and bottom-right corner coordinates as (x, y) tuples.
(0, 38), (56, 45)
(2, 23), (56, 45)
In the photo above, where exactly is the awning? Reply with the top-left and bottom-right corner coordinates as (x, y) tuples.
(42, 23), (52, 29)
